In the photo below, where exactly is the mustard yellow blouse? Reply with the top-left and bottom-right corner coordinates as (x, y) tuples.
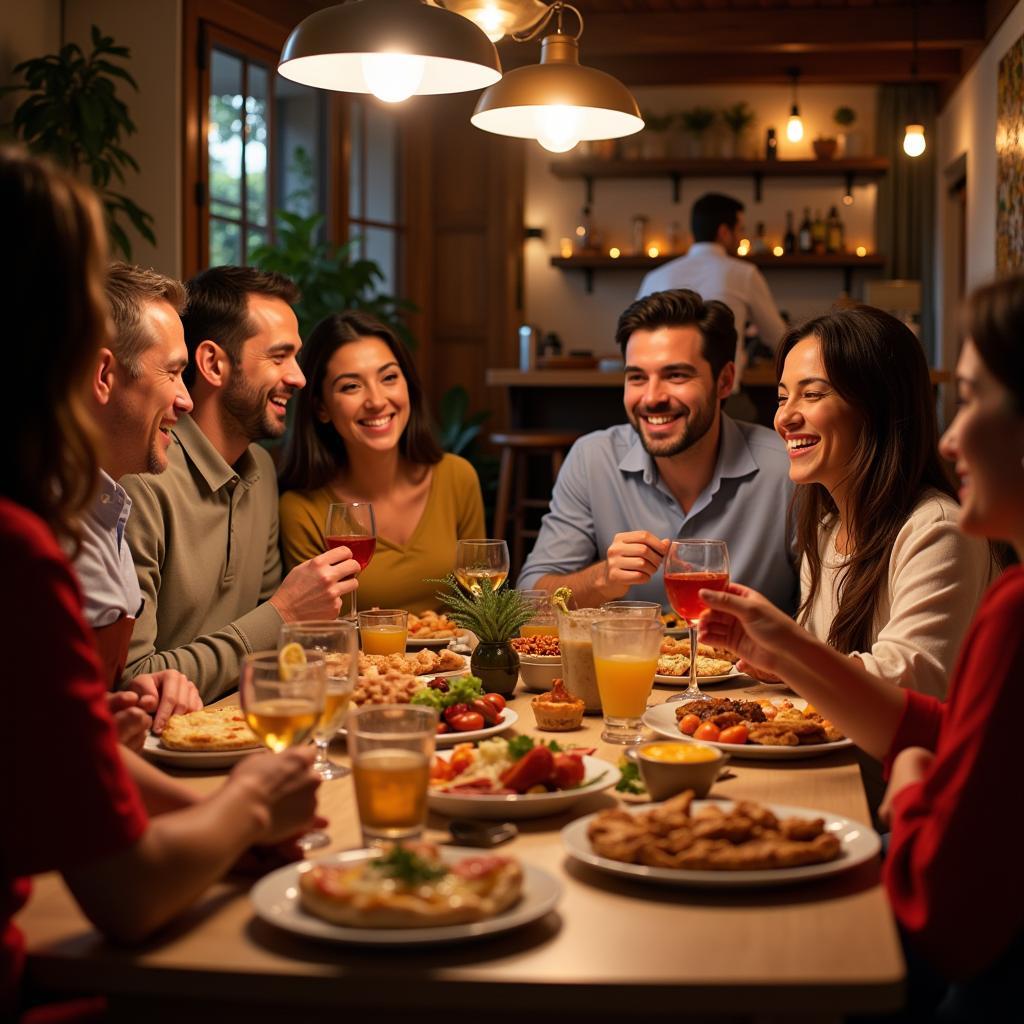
(279, 454), (486, 613)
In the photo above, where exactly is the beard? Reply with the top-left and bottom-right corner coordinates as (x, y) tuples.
(146, 430), (167, 475)
(628, 398), (716, 458)
(222, 372), (289, 442)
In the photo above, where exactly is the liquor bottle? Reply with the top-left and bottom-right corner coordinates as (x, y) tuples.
(783, 211), (796, 254)
(765, 127), (778, 160)
(798, 208), (813, 253)
(812, 209), (827, 255)
(826, 205), (844, 253)
(752, 221), (769, 255)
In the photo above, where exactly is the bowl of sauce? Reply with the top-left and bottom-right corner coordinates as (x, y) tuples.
(629, 740), (728, 800)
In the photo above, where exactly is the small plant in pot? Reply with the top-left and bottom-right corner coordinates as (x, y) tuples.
(721, 102), (755, 159)
(833, 105), (860, 156)
(678, 106), (716, 158)
(432, 574), (533, 696)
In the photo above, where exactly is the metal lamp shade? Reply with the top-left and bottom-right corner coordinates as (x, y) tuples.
(471, 35), (643, 142)
(279, 0), (502, 95)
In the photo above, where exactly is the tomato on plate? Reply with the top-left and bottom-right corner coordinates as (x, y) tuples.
(481, 692), (506, 713)
(449, 711), (485, 732)
(678, 713), (701, 736)
(694, 721), (720, 742)
(718, 724), (748, 745)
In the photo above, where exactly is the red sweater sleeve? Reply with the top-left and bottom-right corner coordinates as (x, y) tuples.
(882, 567), (1024, 980)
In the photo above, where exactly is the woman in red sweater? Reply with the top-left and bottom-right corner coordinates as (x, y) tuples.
(698, 274), (1024, 1014)
(0, 148), (325, 1020)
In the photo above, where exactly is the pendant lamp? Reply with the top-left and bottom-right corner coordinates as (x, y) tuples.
(441, 0), (549, 44)
(785, 68), (804, 144)
(279, 0), (501, 104)
(471, 2), (643, 153)
(902, 0), (926, 157)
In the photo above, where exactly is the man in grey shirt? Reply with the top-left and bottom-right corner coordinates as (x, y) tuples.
(518, 289), (798, 613)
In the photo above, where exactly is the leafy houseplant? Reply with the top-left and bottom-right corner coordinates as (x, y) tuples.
(721, 102), (755, 158)
(678, 106), (716, 158)
(640, 110), (674, 158)
(432, 575), (533, 696)
(833, 105), (860, 156)
(2, 25), (155, 259)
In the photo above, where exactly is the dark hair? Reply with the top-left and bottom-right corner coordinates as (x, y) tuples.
(106, 262), (186, 378)
(181, 266), (299, 387)
(2, 146), (107, 546)
(278, 311), (442, 492)
(615, 288), (737, 380)
(778, 305), (957, 654)
(692, 192), (743, 244)
(964, 274), (1024, 411)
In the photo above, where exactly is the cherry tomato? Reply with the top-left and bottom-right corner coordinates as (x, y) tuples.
(482, 692), (506, 713)
(436, 722), (449, 734)
(694, 721), (721, 742)
(450, 711), (485, 732)
(448, 746), (475, 774)
(718, 724), (748, 745)
(444, 702), (470, 724)
(678, 713), (701, 736)
(470, 697), (499, 726)
(429, 756), (455, 780)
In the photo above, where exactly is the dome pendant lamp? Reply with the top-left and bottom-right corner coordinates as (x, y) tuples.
(279, 0), (502, 104)
(471, 2), (643, 153)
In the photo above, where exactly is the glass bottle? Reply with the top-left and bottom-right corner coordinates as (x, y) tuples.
(826, 205), (844, 253)
(765, 127), (778, 160)
(575, 205), (592, 252)
(752, 221), (769, 255)
(798, 208), (813, 253)
(783, 211), (796, 254)
(812, 209), (827, 255)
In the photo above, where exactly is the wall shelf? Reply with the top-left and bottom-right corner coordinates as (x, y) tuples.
(551, 251), (887, 293)
(549, 157), (890, 203)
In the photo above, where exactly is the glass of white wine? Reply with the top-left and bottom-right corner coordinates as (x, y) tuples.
(455, 539), (510, 595)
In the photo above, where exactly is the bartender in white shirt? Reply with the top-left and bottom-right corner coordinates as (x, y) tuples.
(637, 192), (786, 390)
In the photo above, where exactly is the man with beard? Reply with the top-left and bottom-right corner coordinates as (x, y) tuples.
(122, 267), (361, 701)
(518, 289), (797, 612)
(74, 263), (203, 746)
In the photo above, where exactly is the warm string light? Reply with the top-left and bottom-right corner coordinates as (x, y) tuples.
(856, 246), (867, 257)
(647, 245), (660, 258)
(736, 238), (750, 257)
(772, 244), (784, 257)
(609, 246), (621, 259)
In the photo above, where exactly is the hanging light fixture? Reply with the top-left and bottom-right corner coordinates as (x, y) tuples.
(278, 0), (501, 104)
(440, 0), (549, 44)
(902, 0), (926, 157)
(471, 2), (643, 154)
(785, 68), (804, 143)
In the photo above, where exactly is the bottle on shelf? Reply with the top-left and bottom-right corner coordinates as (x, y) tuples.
(765, 127), (778, 161)
(798, 208), (813, 253)
(826, 205), (844, 253)
(783, 211), (796, 254)
(631, 215), (648, 256)
(752, 221), (769, 255)
(575, 205), (592, 253)
(812, 209), (827, 255)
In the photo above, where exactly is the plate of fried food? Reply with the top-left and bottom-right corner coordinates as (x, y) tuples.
(643, 697), (853, 759)
(406, 610), (464, 648)
(654, 636), (741, 686)
(251, 840), (561, 945)
(562, 791), (879, 888)
(357, 648), (469, 678)
(142, 706), (263, 769)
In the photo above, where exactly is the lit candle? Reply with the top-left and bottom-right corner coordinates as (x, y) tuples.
(609, 247), (621, 259)
(647, 245), (660, 258)
(560, 237), (573, 258)
(772, 245), (784, 257)
(856, 245), (867, 257)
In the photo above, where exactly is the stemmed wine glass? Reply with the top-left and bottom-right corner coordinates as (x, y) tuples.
(239, 649), (327, 850)
(455, 539), (510, 595)
(663, 539), (730, 704)
(326, 501), (376, 619)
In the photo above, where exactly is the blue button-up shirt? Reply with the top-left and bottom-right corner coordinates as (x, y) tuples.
(518, 416), (799, 614)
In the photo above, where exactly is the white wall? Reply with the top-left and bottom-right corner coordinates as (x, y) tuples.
(524, 84), (879, 354)
(934, 0), (1024, 359)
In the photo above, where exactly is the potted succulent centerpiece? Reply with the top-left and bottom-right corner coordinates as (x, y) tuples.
(432, 575), (533, 696)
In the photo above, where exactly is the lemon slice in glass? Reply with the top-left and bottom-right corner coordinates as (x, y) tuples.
(278, 641), (307, 680)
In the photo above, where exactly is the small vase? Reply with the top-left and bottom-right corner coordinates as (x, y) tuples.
(470, 641), (520, 697)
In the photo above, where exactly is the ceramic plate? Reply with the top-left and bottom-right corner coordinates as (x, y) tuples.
(251, 846), (561, 945)
(141, 732), (262, 770)
(562, 799), (880, 888)
(428, 752), (620, 819)
(340, 708), (519, 749)
(642, 700), (854, 760)
(653, 664), (741, 688)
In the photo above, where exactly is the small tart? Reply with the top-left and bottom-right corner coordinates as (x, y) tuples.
(531, 678), (585, 731)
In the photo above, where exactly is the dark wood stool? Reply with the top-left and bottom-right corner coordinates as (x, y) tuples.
(489, 430), (581, 577)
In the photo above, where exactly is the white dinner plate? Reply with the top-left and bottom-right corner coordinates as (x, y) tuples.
(653, 664), (741, 688)
(251, 846), (562, 945)
(141, 732), (262, 770)
(340, 708), (519, 748)
(562, 799), (880, 888)
(642, 700), (854, 760)
(428, 752), (620, 819)
(406, 635), (456, 649)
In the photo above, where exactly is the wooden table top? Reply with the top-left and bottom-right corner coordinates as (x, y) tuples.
(20, 679), (904, 1019)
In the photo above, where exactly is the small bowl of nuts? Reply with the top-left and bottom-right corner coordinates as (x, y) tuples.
(511, 635), (562, 692)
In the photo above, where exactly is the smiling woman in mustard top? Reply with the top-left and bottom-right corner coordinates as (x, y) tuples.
(278, 311), (484, 613)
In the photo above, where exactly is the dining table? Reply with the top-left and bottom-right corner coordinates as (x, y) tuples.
(19, 672), (905, 1023)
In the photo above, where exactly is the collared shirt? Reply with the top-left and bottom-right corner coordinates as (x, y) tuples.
(121, 414), (284, 702)
(518, 417), (799, 614)
(71, 470), (143, 628)
(637, 242), (787, 386)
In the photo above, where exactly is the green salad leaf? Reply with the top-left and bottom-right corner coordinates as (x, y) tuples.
(371, 845), (448, 886)
(506, 735), (564, 760)
(410, 674), (484, 711)
(615, 760), (647, 795)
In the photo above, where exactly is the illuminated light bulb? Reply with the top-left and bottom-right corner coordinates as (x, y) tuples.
(647, 245), (660, 258)
(856, 245), (867, 257)
(842, 194), (854, 206)
(559, 237), (573, 258)
(737, 238), (750, 256)
(535, 105), (582, 154)
(902, 123), (926, 158)
(361, 53), (426, 103)
(772, 245), (784, 257)
(474, 4), (508, 43)
(575, 225), (586, 238)
(609, 247), (621, 259)
(786, 111), (804, 143)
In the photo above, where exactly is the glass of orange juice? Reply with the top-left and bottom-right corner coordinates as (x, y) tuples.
(590, 618), (661, 744)
(358, 608), (408, 655)
(517, 588), (558, 637)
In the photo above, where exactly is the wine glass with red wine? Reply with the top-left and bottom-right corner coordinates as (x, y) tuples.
(325, 502), (376, 619)
(663, 539), (730, 704)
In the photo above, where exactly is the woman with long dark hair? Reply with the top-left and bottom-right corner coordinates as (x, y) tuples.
(278, 311), (485, 612)
(768, 305), (993, 697)
(699, 276), (1024, 1016)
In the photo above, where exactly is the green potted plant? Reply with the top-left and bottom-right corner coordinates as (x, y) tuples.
(432, 575), (533, 696)
(640, 110), (674, 159)
(721, 102), (755, 159)
(2, 25), (155, 259)
(677, 106), (716, 158)
(833, 105), (861, 156)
